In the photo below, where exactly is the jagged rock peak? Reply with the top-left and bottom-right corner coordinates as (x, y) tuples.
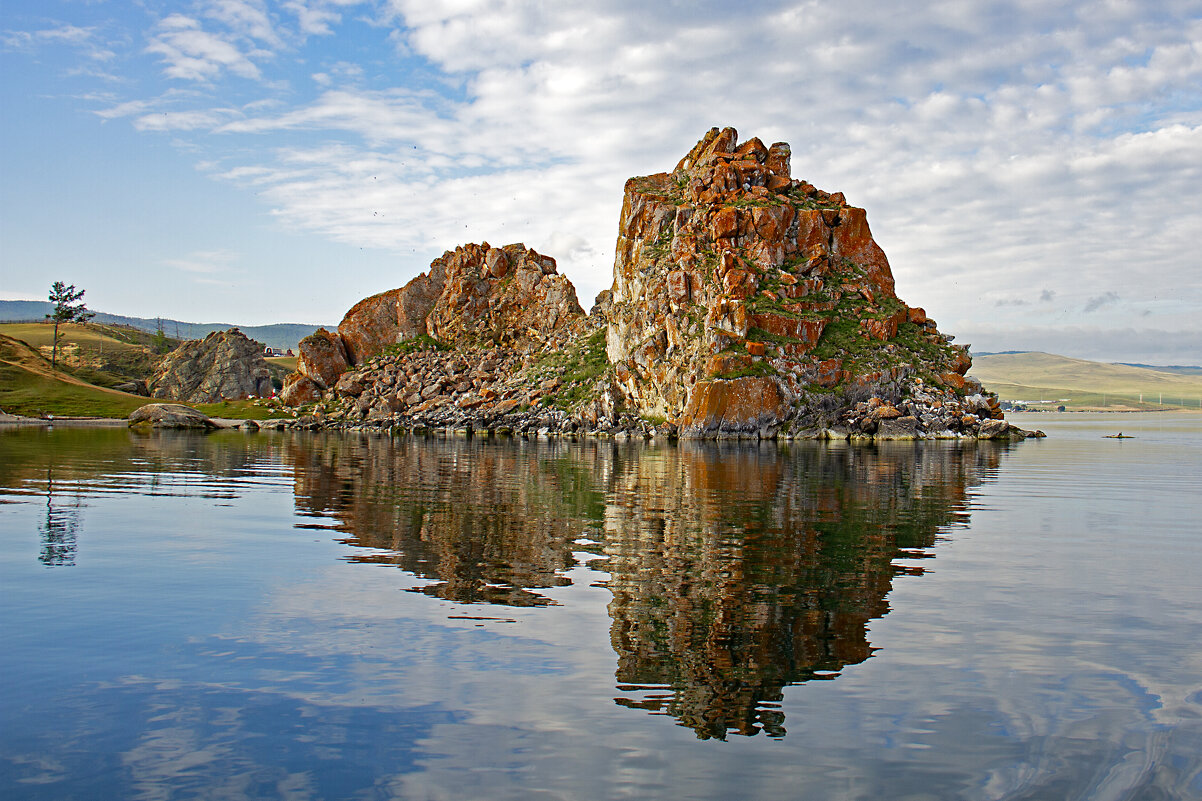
(671, 126), (795, 205)
(150, 328), (272, 404)
(605, 127), (981, 436)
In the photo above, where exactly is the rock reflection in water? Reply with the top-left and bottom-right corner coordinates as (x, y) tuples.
(287, 433), (1002, 740)
(603, 442), (998, 740)
(288, 435), (605, 606)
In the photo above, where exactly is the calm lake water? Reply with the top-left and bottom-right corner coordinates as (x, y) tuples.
(1, 413), (1200, 800)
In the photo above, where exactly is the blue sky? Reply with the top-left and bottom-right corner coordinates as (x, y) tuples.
(2, 0), (1200, 363)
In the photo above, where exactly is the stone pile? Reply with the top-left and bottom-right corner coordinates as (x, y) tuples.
(836, 389), (1033, 441)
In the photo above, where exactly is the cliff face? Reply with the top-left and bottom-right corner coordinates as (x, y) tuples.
(605, 127), (979, 436)
(150, 328), (272, 404)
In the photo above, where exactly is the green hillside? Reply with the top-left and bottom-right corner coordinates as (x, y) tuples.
(0, 300), (328, 352)
(0, 334), (150, 418)
(969, 352), (1202, 411)
(0, 321), (175, 389)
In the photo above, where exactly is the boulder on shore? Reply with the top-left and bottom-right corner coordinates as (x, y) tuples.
(128, 403), (217, 429)
(292, 328), (350, 389)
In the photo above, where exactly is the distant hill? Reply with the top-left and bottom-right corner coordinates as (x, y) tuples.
(969, 351), (1202, 410)
(0, 300), (331, 352)
(1118, 363), (1202, 377)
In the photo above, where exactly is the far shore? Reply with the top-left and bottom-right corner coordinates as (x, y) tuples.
(1007, 407), (1202, 414)
(0, 412), (274, 429)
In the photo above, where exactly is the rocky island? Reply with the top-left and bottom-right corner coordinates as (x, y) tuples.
(278, 128), (1038, 441)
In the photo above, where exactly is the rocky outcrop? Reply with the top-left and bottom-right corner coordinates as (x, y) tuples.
(281, 243), (586, 398)
(150, 329), (272, 404)
(280, 328), (349, 405)
(605, 126), (983, 437)
(113, 380), (150, 396)
(425, 243), (584, 348)
(295, 328), (349, 387)
(128, 403), (217, 429)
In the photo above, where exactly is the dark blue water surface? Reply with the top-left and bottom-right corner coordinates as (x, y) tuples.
(1, 413), (1200, 800)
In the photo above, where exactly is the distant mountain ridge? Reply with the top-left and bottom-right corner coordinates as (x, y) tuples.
(0, 300), (330, 352)
(976, 350), (1201, 372)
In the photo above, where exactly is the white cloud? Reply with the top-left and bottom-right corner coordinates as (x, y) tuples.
(134, 109), (241, 131)
(283, 0), (340, 36)
(94, 98), (156, 120)
(2, 23), (95, 50)
(2, 21), (115, 63)
(204, 0), (284, 48)
(191, 1), (1202, 326)
(146, 14), (268, 81)
(164, 249), (241, 274)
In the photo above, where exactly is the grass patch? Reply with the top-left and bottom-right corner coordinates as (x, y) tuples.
(0, 321), (174, 352)
(0, 360), (147, 418)
(746, 326), (804, 346)
(970, 352), (1202, 399)
(192, 399), (295, 420)
(892, 322), (948, 364)
(727, 196), (778, 209)
(0, 321), (164, 382)
(0, 334), (293, 419)
(712, 360), (778, 380)
(266, 355), (298, 371)
(810, 318), (868, 362)
(976, 380), (1200, 411)
(382, 334), (451, 357)
(538, 328), (611, 410)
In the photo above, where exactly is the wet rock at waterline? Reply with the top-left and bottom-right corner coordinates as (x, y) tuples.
(128, 403), (217, 429)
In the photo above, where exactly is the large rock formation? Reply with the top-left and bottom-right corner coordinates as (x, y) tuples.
(275, 128), (1034, 442)
(282, 243), (586, 402)
(605, 126), (981, 436)
(150, 328), (273, 404)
